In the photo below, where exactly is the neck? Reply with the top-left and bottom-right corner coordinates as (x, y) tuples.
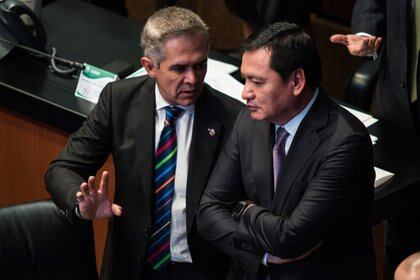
(275, 88), (315, 126)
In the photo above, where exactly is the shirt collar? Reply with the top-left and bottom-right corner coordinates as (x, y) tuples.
(155, 84), (195, 114)
(275, 88), (319, 137)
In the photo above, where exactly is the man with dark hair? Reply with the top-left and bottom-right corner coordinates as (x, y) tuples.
(45, 7), (243, 280)
(197, 22), (376, 279)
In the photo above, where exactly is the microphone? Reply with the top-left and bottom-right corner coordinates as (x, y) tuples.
(0, 36), (85, 76)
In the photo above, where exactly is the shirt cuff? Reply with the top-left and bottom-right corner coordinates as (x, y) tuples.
(355, 32), (373, 37)
(355, 32), (378, 59)
(74, 204), (84, 220)
(262, 253), (269, 266)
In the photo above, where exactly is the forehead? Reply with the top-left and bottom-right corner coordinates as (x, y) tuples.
(241, 47), (278, 78)
(242, 48), (272, 71)
(160, 34), (208, 63)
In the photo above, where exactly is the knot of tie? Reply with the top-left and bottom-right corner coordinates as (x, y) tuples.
(165, 106), (184, 125)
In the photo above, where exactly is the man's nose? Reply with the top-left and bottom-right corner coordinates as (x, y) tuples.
(184, 68), (198, 84)
(242, 82), (254, 100)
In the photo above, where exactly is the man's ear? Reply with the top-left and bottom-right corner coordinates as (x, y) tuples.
(141, 57), (156, 78)
(292, 69), (306, 96)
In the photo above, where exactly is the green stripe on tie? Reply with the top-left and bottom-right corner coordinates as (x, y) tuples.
(153, 253), (171, 270)
(155, 148), (177, 170)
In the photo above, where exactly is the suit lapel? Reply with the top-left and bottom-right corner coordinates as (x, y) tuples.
(272, 89), (330, 213)
(186, 89), (222, 234)
(251, 121), (275, 208)
(132, 78), (156, 207)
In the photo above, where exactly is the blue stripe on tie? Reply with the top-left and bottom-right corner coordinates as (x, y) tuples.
(155, 162), (176, 182)
(154, 209), (171, 225)
(155, 188), (174, 206)
(160, 127), (175, 142)
(147, 230), (170, 252)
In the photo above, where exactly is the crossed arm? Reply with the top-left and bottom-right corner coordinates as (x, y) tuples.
(197, 116), (373, 264)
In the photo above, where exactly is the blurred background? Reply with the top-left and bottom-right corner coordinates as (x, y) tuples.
(91, 0), (363, 102)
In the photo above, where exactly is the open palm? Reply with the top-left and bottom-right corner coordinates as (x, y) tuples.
(76, 171), (122, 219)
(330, 34), (382, 57)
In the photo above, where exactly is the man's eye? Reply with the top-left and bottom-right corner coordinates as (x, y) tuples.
(192, 61), (207, 71)
(172, 66), (186, 72)
(199, 61), (207, 68)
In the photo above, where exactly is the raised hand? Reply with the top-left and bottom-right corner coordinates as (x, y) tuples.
(330, 34), (382, 57)
(76, 171), (122, 219)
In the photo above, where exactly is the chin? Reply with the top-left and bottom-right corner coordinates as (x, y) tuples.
(177, 92), (201, 106)
(176, 98), (197, 106)
(250, 111), (266, 121)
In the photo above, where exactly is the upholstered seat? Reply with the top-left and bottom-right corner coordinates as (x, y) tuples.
(0, 199), (98, 280)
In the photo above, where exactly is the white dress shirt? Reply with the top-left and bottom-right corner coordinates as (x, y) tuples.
(154, 85), (194, 263)
(275, 88), (319, 159)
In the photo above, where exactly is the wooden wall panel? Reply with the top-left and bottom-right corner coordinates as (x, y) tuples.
(0, 106), (114, 272)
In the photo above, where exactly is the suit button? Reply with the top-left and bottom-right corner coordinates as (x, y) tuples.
(401, 82), (406, 89)
(143, 225), (149, 233)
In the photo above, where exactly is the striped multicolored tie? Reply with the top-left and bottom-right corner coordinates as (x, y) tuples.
(146, 105), (183, 271)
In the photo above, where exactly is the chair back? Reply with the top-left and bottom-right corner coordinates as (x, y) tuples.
(344, 58), (380, 111)
(0, 199), (98, 280)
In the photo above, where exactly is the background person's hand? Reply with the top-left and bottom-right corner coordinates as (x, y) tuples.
(76, 171), (122, 219)
(330, 34), (382, 57)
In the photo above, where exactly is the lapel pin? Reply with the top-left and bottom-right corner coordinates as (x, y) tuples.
(208, 128), (216, 136)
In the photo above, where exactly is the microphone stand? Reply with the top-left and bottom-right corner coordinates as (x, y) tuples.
(0, 37), (85, 76)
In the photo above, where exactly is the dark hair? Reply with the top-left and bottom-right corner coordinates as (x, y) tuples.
(242, 22), (322, 90)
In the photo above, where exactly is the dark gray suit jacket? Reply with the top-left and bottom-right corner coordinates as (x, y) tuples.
(352, 0), (417, 130)
(45, 76), (244, 280)
(197, 89), (376, 280)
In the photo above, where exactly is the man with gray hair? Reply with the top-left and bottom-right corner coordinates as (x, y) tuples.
(45, 7), (243, 280)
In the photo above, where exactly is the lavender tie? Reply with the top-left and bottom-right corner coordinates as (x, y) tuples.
(273, 127), (289, 191)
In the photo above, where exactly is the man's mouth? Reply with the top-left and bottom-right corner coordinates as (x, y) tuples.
(247, 102), (257, 109)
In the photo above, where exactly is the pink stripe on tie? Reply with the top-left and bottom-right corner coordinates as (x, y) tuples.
(156, 134), (176, 157)
(147, 241), (170, 263)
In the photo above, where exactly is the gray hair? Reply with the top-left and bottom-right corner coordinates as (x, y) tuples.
(140, 7), (209, 66)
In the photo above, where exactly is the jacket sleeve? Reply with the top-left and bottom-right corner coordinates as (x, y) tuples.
(45, 83), (113, 223)
(196, 108), (262, 274)
(233, 133), (374, 259)
(351, 0), (386, 36)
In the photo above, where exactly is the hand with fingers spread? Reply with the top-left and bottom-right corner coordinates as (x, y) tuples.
(76, 171), (122, 220)
(330, 34), (382, 57)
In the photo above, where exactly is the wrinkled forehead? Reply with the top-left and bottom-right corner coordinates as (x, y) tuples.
(159, 33), (209, 63)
